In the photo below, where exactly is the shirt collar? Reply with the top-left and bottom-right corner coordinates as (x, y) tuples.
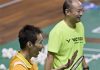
(16, 51), (32, 68)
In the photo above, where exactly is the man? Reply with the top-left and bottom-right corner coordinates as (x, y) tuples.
(45, 0), (89, 70)
(9, 25), (44, 70)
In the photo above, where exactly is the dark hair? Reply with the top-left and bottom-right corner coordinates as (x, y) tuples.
(18, 25), (42, 50)
(63, 0), (72, 15)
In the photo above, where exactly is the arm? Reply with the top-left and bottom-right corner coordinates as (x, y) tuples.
(82, 56), (89, 70)
(44, 52), (65, 70)
(44, 52), (64, 70)
(44, 52), (54, 70)
(45, 50), (78, 70)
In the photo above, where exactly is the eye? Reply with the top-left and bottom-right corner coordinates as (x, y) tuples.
(39, 40), (43, 44)
(40, 41), (42, 44)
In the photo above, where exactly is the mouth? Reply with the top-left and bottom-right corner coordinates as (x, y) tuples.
(77, 16), (80, 19)
(37, 52), (39, 55)
(34, 52), (39, 57)
(38, 48), (42, 52)
(76, 16), (81, 21)
(77, 15), (82, 19)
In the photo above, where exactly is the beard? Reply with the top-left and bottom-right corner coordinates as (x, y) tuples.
(29, 49), (39, 58)
(32, 52), (39, 57)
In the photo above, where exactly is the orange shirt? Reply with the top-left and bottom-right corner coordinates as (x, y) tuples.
(9, 52), (38, 70)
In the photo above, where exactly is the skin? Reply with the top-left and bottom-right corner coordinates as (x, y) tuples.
(20, 33), (44, 62)
(45, 50), (78, 70)
(64, 0), (84, 28)
(29, 33), (44, 57)
(82, 53), (89, 70)
(45, 52), (54, 70)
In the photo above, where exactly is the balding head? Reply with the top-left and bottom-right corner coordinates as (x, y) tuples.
(63, 0), (82, 15)
(71, 0), (82, 9)
(63, 0), (84, 23)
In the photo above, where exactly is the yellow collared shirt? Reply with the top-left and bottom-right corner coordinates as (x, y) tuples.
(9, 52), (38, 70)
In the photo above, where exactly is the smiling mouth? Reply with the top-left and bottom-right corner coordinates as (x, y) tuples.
(77, 15), (82, 19)
(76, 17), (81, 20)
(77, 16), (81, 19)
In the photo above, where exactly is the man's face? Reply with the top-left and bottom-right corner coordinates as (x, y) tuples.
(29, 33), (44, 57)
(68, 0), (84, 22)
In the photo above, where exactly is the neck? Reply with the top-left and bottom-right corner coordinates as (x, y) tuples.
(20, 50), (30, 62)
(64, 17), (77, 28)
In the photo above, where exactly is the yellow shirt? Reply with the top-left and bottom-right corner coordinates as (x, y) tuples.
(9, 52), (38, 70)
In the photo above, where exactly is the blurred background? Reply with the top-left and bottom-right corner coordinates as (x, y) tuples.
(0, 0), (100, 70)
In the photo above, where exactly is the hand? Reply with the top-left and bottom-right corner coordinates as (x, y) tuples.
(83, 66), (89, 70)
(62, 50), (78, 69)
(52, 50), (78, 70)
(70, 50), (78, 66)
(82, 56), (89, 70)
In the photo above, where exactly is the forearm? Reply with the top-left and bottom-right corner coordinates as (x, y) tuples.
(44, 52), (54, 70)
(45, 58), (53, 70)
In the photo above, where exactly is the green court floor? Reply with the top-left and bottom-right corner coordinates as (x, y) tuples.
(82, 8), (100, 38)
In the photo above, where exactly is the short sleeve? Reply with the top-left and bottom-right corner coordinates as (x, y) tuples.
(48, 30), (62, 53)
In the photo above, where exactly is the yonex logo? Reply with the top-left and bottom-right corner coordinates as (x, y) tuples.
(66, 37), (84, 44)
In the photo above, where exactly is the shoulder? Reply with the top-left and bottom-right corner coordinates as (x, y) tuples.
(50, 20), (65, 34)
(9, 56), (27, 69)
(14, 64), (27, 70)
(76, 22), (85, 30)
(77, 22), (84, 27)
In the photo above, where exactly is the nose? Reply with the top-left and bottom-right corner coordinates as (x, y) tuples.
(80, 8), (84, 15)
(39, 44), (44, 51)
(41, 44), (44, 48)
(80, 11), (83, 16)
(40, 45), (45, 53)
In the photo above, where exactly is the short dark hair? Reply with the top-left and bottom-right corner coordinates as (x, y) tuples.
(18, 25), (42, 50)
(63, 0), (72, 15)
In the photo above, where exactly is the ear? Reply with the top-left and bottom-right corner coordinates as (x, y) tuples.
(26, 41), (33, 48)
(65, 9), (70, 15)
